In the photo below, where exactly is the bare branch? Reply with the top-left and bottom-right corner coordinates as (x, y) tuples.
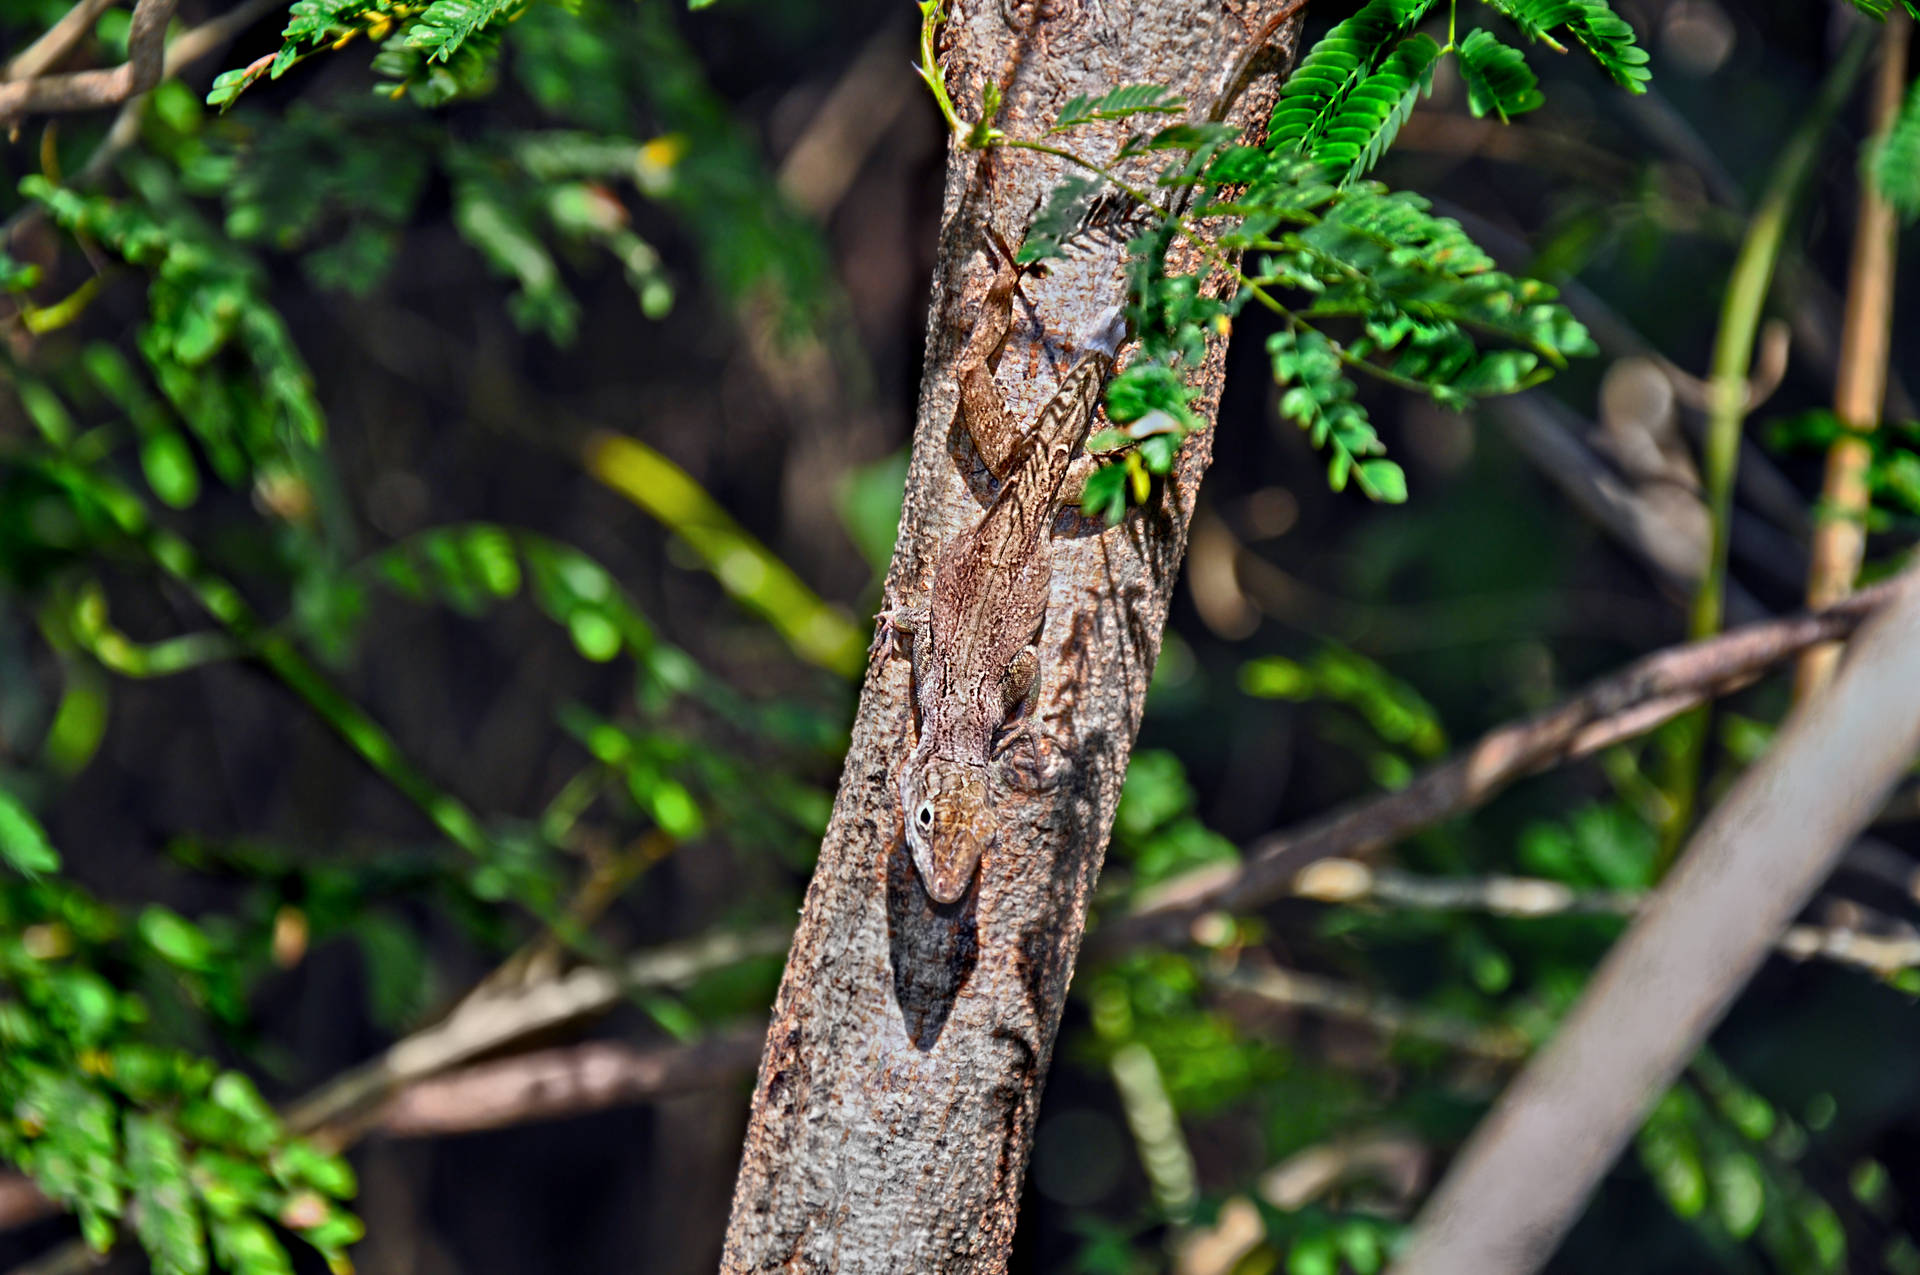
(0, 0), (177, 122)
(1294, 858), (1920, 977)
(1213, 964), (1530, 1063)
(376, 1033), (765, 1137)
(2, 0), (120, 84)
(287, 925), (789, 1140)
(1392, 568), (1920, 1275)
(1096, 577), (1905, 957)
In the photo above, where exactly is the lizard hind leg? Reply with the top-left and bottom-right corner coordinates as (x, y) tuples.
(992, 645), (1059, 793)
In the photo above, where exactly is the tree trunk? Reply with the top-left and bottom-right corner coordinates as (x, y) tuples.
(720, 4), (1300, 1270)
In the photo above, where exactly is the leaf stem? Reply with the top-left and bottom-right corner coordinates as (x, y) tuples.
(1660, 22), (1875, 859)
(129, 519), (493, 858)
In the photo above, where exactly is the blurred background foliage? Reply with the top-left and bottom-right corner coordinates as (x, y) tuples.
(2, 0), (1920, 1272)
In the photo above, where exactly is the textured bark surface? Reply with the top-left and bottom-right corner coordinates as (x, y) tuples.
(720, 5), (1299, 1270)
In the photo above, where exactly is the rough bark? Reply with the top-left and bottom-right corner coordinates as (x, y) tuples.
(720, 4), (1299, 1270)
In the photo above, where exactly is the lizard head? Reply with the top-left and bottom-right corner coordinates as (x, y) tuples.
(901, 758), (994, 904)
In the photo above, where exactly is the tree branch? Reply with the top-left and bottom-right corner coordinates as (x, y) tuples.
(1391, 567), (1920, 1275)
(718, 8), (1300, 1271)
(2, 0), (120, 84)
(376, 1033), (765, 1137)
(0, 0), (177, 122)
(1293, 858), (1920, 978)
(1097, 577), (1906, 957)
(286, 925), (789, 1140)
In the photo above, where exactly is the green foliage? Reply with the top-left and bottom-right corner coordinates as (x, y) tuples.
(1267, 0), (1642, 185)
(962, 0), (1617, 517)
(1479, 0), (1651, 91)
(1766, 411), (1920, 530)
(406, 0), (526, 64)
(1457, 28), (1544, 121)
(1309, 31), (1443, 185)
(1870, 78), (1920, 221)
(1271, 0), (1440, 168)
(0, 859), (361, 1274)
(23, 169), (325, 491)
(1241, 645), (1445, 783)
(1052, 84), (1188, 133)
(3, 10), (851, 1264)
(1110, 751), (1241, 895)
(210, 0), (524, 110)
(0, 791), (62, 878)
(1267, 328), (1401, 501)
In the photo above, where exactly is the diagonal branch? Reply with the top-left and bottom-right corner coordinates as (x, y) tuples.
(1391, 566), (1920, 1275)
(1096, 576), (1906, 957)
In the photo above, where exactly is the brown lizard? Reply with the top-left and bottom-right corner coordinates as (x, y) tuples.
(874, 242), (1126, 904)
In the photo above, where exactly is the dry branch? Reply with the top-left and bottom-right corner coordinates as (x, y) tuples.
(0, 0), (176, 121)
(1096, 577), (1904, 957)
(1391, 568), (1920, 1275)
(376, 1033), (765, 1137)
(287, 925), (789, 1140)
(1293, 858), (1920, 978)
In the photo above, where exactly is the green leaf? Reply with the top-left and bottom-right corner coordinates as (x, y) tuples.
(1017, 173), (1102, 264)
(126, 1114), (208, 1275)
(1354, 457), (1408, 502)
(1079, 462), (1130, 524)
(0, 791), (62, 876)
(1870, 79), (1920, 221)
(1271, 0), (1439, 155)
(1053, 83), (1186, 132)
(210, 1216), (293, 1275)
(140, 906), (216, 969)
(404, 0), (521, 62)
(1311, 32), (1443, 183)
(1480, 0), (1650, 92)
(1457, 28), (1544, 121)
(1268, 328), (1402, 501)
(1, 248), (41, 292)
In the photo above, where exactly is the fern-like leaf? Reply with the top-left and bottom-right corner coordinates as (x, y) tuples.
(1457, 28), (1543, 121)
(1268, 328), (1404, 501)
(1871, 79), (1920, 221)
(1052, 83), (1186, 132)
(406, 0), (522, 63)
(1313, 33), (1441, 183)
(1016, 173), (1102, 263)
(1270, 0), (1439, 155)
(1481, 0), (1649, 92)
(280, 0), (388, 49)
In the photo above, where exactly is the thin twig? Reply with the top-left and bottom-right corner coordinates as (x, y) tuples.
(1094, 578), (1904, 957)
(1664, 26), (1876, 851)
(1293, 858), (1920, 978)
(1213, 964), (1530, 1063)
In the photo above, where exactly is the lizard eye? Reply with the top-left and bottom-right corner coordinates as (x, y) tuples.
(916, 804), (934, 829)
